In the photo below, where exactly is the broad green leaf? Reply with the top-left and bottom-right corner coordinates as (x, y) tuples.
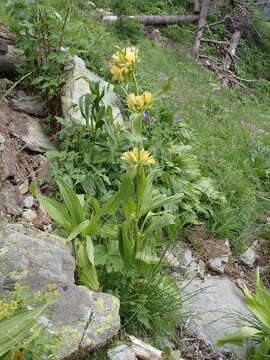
(65, 220), (91, 242)
(100, 192), (120, 216)
(35, 194), (72, 232)
(56, 177), (84, 226)
(75, 239), (99, 291)
(254, 337), (270, 360)
(85, 236), (95, 266)
(99, 224), (121, 240)
(119, 221), (133, 268)
(216, 327), (261, 347)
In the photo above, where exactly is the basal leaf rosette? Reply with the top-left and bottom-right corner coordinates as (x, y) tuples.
(121, 148), (156, 166)
(110, 47), (139, 82)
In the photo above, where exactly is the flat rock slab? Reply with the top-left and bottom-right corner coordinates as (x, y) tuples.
(10, 91), (48, 118)
(0, 102), (53, 153)
(0, 223), (120, 359)
(183, 277), (250, 359)
(61, 56), (123, 125)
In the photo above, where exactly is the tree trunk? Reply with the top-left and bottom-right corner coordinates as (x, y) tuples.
(192, 0), (211, 58)
(95, 14), (199, 25)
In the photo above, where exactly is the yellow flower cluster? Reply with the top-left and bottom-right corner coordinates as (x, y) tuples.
(126, 91), (154, 112)
(121, 148), (156, 166)
(110, 47), (138, 82)
(0, 299), (18, 320)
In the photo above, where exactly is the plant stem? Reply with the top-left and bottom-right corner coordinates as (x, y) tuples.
(132, 71), (139, 95)
(57, 0), (72, 53)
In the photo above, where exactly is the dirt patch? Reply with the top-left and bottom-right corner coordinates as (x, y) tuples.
(176, 326), (234, 360)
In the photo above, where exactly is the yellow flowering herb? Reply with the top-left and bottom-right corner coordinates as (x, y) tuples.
(127, 92), (154, 112)
(0, 299), (18, 320)
(110, 47), (139, 82)
(121, 148), (156, 166)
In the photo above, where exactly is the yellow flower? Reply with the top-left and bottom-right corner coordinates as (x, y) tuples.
(127, 92), (154, 112)
(110, 47), (139, 82)
(121, 148), (156, 166)
(0, 300), (18, 320)
(124, 47), (138, 64)
(111, 65), (125, 82)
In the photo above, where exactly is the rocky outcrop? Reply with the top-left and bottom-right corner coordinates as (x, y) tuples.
(0, 223), (120, 359)
(61, 56), (123, 125)
(183, 277), (250, 359)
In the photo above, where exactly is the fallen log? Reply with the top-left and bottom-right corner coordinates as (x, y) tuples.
(191, 0), (211, 58)
(193, 0), (200, 14)
(89, 14), (199, 25)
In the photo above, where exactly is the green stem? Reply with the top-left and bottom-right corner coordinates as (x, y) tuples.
(132, 71), (139, 95)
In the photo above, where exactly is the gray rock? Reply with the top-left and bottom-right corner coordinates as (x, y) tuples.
(17, 116), (53, 153)
(0, 184), (23, 216)
(11, 91), (48, 118)
(23, 195), (34, 209)
(62, 56), (123, 126)
(22, 209), (36, 222)
(107, 344), (136, 360)
(208, 256), (228, 274)
(185, 259), (206, 278)
(239, 248), (256, 267)
(183, 277), (250, 359)
(164, 247), (193, 272)
(0, 223), (120, 358)
(0, 135), (5, 151)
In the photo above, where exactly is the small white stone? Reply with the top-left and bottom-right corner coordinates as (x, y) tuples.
(23, 195), (34, 209)
(0, 135), (5, 151)
(22, 209), (36, 222)
(107, 344), (136, 360)
(239, 248), (256, 267)
(208, 256), (228, 274)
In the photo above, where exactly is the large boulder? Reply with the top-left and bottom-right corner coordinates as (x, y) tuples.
(183, 277), (250, 359)
(61, 56), (123, 125)
(0, 223), (120, 359)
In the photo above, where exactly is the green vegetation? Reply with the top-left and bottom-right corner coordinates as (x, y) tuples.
(0, 284), (59, 360)
(1, 0), (270, 356)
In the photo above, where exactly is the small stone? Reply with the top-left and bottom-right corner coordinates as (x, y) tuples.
(179, 248), (193, 267)
(185, 259), (205, 278)
(208, 256), (228, 274)
(23, 195), (34, 209)
(107, 344), (136, 360)
(239, 248), (256, 267)
(18, 179), (29, 195)
(22, 209), (36, 222)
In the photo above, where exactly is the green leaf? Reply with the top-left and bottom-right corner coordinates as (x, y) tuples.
(0, 304), (47, 357)
(99, 224), (121, 240)
(119, 221), (133, 268)
(65, 220), (91, 242)
(35, 194), (72, 232)
(100, 192), (120, 216)
(56, 177), (84, 226)
(85, 236), (95, 266)
(162, 77), (173, 92)
(75, 239), (99, 291)
(216, 327), (261, 347)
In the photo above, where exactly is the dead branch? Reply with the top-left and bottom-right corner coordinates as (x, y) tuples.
(201, 38), (228, 46)
(223, 30), (241, 71)
(192, 0), (211, 58)
(88, 13), (199, 25)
